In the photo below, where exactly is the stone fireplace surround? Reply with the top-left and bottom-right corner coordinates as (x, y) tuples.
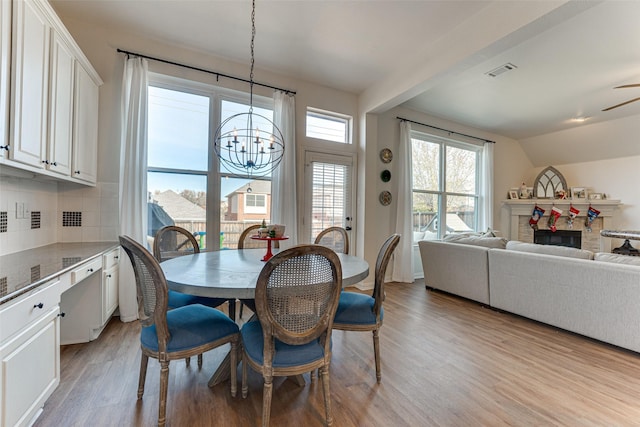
(502, 199), (621, 253)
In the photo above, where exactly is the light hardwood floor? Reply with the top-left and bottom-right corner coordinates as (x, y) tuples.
(35, 280), (640, 426)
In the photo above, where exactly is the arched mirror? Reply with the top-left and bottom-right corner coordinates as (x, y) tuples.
(533, 166), (567, 198)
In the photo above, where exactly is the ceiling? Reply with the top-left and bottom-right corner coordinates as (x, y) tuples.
(50, 0), (640, 141)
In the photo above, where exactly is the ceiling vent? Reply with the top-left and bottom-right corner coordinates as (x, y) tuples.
(485, 63), (518, 78)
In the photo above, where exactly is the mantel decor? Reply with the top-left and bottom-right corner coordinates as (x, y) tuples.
(533, 166), (568, 198)
(213, 0), (284, 181)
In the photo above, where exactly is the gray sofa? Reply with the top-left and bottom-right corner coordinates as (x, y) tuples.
(419, 238), (640, 353)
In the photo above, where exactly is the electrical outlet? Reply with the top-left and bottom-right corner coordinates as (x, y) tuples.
(15, 202), (24, 219)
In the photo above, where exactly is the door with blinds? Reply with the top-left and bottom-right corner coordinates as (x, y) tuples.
(304, 151), (355, 247)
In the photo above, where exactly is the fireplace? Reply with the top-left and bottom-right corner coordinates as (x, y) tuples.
(534, 229), (581, 249)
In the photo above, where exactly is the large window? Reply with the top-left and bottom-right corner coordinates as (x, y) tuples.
(412, 132), (482, 242)
(146, 78), (274, 250)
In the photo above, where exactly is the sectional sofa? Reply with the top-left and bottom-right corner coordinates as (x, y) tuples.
(419, 238), (640, 353)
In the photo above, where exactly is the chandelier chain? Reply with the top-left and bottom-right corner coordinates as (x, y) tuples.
(249, 0), (256, 110)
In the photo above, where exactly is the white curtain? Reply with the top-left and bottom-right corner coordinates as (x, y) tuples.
(480, 142), (494, 230)
(118, 57), (149, 322)
(271, 91), (297, 248)
(391, 120), (414, 283)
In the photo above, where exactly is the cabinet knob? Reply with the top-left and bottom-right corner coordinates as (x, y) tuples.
(51, 161), (57, 166)
(33, 303), (44, 309)
(42, 160), (49, 165)
(58, 312), (66, 317)
(114, 255), (119, 259)
(74, 170), (81, 174)
(0, 144), (8, 151)
(88, 268), (94, 273)
(106, 274), (112, 278)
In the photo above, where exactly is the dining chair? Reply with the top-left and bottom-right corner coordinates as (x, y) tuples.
(332, 233), (400, 383)
(314, 226), (350, 254)
(236, 223), (278, 318)
(241, 245), (342, 427)
(119, 235), (240, 427)
(153, 225), (230, 365)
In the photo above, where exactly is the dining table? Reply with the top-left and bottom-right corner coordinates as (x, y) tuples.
(161, 247), (370, 386)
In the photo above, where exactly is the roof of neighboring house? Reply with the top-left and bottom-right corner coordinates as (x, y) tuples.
(225, 180), (271, 198)
(151, 190), (206, 220)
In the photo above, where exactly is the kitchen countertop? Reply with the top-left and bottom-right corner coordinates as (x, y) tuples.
(0, 242), (119, 305)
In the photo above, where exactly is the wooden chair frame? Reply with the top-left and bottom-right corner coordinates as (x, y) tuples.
(241, 245), (342, 426)
(333, 233), (400, 383)
(314, 226), (350, 254)
(153, 225), (200, 263)
(120, 235), (239, 427)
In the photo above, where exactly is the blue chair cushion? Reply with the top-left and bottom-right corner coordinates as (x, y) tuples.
(141, 304), (239, 353)
(334, 291), (382, 325)
(167, 290), (227, 310)
(241, 320), (326, 368)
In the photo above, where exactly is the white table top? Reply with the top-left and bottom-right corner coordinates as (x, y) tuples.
(161, 248), (370, 299)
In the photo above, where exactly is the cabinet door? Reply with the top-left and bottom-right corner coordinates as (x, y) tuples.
(47, 30), (74, 176)
(0, 308), (60, 427)
(10, 0), (50, 168)
(102, 266), (118, 325)
(0, 0), (10, 158)
(72, 63), (99, 183)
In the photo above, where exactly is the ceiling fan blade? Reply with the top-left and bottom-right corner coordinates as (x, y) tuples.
(602, 96), (640, 111)
(614, 83), (640, 89)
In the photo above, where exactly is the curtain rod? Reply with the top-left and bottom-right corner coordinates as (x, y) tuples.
(117, 48), (296, 96)
(397, 116), (495, 144)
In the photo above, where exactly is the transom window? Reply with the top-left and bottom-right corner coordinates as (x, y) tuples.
(306, 108), (351, 144)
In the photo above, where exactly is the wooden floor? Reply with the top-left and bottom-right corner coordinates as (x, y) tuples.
(35, 280), (640, 426)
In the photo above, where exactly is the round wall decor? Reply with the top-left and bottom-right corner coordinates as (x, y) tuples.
(380, 169), (391, 182)
(379, 191), (392, 206)
(380, 148), (393, 163)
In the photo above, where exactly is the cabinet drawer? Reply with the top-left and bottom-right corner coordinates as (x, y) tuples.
(103, 247), (120, 270)
(70, 257), (102, 285)
(0, 279), (61, 342)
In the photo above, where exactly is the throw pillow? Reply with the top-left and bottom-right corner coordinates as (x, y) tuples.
(448, 236), (508, 249)
(506, 240), (594, 260)
(594, 252), (640, 266)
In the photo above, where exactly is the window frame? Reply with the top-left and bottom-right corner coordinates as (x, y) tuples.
(146, 73), (276, 249)
(305, 107), (352, 145)
(411, 131), (483, 241)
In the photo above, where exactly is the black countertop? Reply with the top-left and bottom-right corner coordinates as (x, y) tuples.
(0, 242), (119, 306)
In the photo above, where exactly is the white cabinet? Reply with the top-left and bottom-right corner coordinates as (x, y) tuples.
(0, 278), (61, 427)
(72, 63), (99, 184)
(47, 30), (74, 176)
(101, 247), (120, 324)
(9, 0), (50, 169)
(2, 0), (102, 185)
(0, 0), (10, 158)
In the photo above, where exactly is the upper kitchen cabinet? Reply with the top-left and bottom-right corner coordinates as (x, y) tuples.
(0, 0), (10, 159)
(3, 0), (102, 185)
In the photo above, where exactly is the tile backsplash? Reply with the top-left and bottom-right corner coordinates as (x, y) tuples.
(0, 176), (119, 256)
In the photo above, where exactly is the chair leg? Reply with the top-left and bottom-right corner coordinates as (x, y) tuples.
(137, 353), (149, 399)
(158, 360), (170, 427)
(373, 328), (381, 383)
(197, 354), (203, 369)
(310, 368), (317, 383)
(262, 375), (273, 427)
(321, 364), (334, 426)
(242, 353), (249, 398)
(230, 339), (238, 398)
(185, 357), (190, 367)
(239, 300), (244, 318)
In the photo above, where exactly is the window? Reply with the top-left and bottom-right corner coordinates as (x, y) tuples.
(146, 78), (274, 250)
(306, 108), (351, 144)
(411, 132), (482, 242)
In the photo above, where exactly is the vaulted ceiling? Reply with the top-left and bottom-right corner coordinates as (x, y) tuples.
(50, 1), (640, 146)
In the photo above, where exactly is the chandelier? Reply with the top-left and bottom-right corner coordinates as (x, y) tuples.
(214, 0), (285, 180)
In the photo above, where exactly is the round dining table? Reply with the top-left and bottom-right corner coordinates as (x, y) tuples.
(160, 248), (370, 388)
(161, 248), (370, 300)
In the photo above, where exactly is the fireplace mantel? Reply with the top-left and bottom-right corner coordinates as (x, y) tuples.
(502, 199), (622, 252)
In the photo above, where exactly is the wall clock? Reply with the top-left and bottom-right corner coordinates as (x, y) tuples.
(380, 148), (393, 163)
(379, 191), (392, 206)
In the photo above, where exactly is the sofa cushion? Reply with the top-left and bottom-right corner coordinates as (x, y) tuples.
(443, 235), (507, 249)
(594, 252), (640, 266)
(506, 240), (594, 260)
